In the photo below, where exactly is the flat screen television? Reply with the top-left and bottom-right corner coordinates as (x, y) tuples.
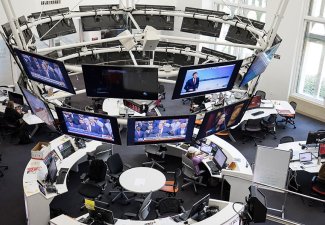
(198, 47), (236, 64)
(239, 43), (281, 87)
(172, 61), (243, 100)
(19, 86), (56, 128)
(8, 91), (24, 105)
(127, 115), (196, 145)
(247, 95), (262, 110)
(213, 147), (227, 170)
(82, 65), (159, 100)
(14, 49), (75, 94)
(306, 131), (325, 145)
(224, 98), (250, 128)
(55, 107), (121, 145)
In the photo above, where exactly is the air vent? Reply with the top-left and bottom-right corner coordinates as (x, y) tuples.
(41, 0), (61, 5)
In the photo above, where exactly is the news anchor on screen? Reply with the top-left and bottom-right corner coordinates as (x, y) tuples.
(134, 126), (145, 141)
(174, 122), (187, 136)
(184, 72), (199, 92)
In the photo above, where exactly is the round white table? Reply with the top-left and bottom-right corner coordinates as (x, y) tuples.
(119, 167), (166, 194)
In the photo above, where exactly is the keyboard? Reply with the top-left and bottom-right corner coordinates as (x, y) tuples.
(56, 168), (69, 184)
(251, 111), (264, 116)
(206, 161), (220, 175)
(302, 161), (313, 165)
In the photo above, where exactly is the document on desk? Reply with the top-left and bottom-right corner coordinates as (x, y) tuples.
(134, 178), (146, 186)
(155, 217), (179, 225)
(115, 219), (132, 225)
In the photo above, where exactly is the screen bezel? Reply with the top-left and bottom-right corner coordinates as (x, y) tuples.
(19, 85), (56, 129)
(213, 148), (228, 170)
(127, 115), (196, 146)
(82, 64), (159, 100)
(14, 48), (76, 94)
(55, 106), (122, 145)
(247, 95), (262, 110)
(172, 60), (243, 100)
(8, 91), (24, 105)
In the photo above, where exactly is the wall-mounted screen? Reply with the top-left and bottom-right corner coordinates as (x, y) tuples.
(82, 65), (158, 100)
(127, 115), (196, 145)
(198, 47), (236, 64)
(55, 107), (121, 145)
(172, 61), (243, 100)
(14, 49), (75, 94)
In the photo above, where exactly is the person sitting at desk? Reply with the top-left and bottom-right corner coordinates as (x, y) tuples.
(4, 101), (31, 144)
(186, 147), (209, 183)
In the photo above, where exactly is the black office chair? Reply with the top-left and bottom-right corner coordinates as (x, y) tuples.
(0, 153), (8, 177)
(159, 168), (182, 197)
(278, 101), (297, 129)
(181, 155), (207, 194)
(242, 119), (264, 146)
(156, 197), (185, 218)
(279, 136), (295, 144)
(91, 144), (113, 161)
(310, 164), (325, 211)
(106, 153), (134, 203)
(124, 192), (152, 220)
(255, 90), (266, 100)
(0, 114), (18, 143)
(142, 144), (166, 171)
(78, 159), (109, 210)
(261, 114), (277, 139)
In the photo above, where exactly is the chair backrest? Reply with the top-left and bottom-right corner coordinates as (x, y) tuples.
(318, 164), (325, 181)
(181, 154), (196, 178)
(88, 159), (107, 183)
(94, 144), (112, 161)
(138, 192), (152, 220)
(157, 197), (182, 216)
(255, 90), (266, 100)
(268, 114), (277, 124)
(289, 101), (297, 110)
(245, 119), (262, 130)
(279, 136), (294, 144)
(106, 153), (124, 175)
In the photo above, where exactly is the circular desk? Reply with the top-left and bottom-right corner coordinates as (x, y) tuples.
(119, 167), (166, 194)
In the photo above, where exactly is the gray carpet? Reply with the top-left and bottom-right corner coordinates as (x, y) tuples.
(0, 81), (325, 225)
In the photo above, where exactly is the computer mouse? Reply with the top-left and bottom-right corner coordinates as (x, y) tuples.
(300, 165), (305, 169)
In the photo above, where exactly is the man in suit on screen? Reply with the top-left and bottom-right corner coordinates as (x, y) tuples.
(184, 72), (200, 92)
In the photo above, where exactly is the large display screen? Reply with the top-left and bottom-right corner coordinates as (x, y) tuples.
(196, 99), (249, 140)
(55, 107), (121, 145)
(239, 43), (280, 87)
(14, 49), (75, 94)
(82, 65), (159, 100)
(172, 61), (243, 99)
(19, 86), (55, 128)
(127, 115), (196, 145)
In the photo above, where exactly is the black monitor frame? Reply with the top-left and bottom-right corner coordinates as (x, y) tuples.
(127, 115), (196, 146)
(172, 60), (243, 100)
(55, 107), (121, 145)
(212, 148), (228, 170)
(198, 47), (236, 64)
(14, 48), (76, 94)
(188, 194), (210, 220)
(88, 206), (115, 224)
(8, 91), (24, 105)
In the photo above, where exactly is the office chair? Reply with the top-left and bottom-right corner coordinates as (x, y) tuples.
(156, 197), (185, 218)
(106, 153), (134, 203)
(309, 164), (325, 211)
(181, 154), (207, 194)
(278, 101), (297, 129)
(91, 143), (113, 162)
(255, 90), (266, 100)
(78, 159), (109, 210)
(159, 168), (182, 197)
(0, 153), (8, 177)
(0, 114), (18, 143)
(142, 144), (166, 171)
(242, 119), (264, 146)
(123, 192), (152, 220)
(279, 136), (295, 144)
(261, 114), (277, 139)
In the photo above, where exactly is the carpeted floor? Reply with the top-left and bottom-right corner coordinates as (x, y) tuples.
(0, 82), (325, 225)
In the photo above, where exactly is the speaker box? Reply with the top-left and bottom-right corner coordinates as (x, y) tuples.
(142, 26), (160, 51)
(117, 30), (136, 51)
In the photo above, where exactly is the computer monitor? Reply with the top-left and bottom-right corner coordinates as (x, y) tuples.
(188, 194), (210, 220)
(55, 107), (121, 145)
(127, 115), (196, 145)
(247, 95), (262, 110)
(196, 107), (226, 140)
(224, 98), (250, 128)
(213, 148), (227, 170)
(319, 143), (325, 159)
(172, 61), (243, 100)
(14, 49), (75, 94)
(200, 142), (213, 155)
(239, 43), (281, 87)
(19, 86), (56, 129)
(82, 65), (159, 100)
(198, 47), (236, 64)
(57, 140), (75, 159)
(306, 131), (325, 145)
(8, 91), (24, 105)
(299, 152), (312, 163)
(47, 158), (57, 184)
(88, 206), (115, 224)
(247, 186), (267, 223)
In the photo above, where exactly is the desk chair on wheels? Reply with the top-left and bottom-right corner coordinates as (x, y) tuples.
(261, 114), (277, 139)
(106, 153), (135, 204)
(156, 197), (185, 218)
(78, 159), (109, 210)
(142, 144), (166, 171)
(278, 101), (297, 129)
(242, 119), (264, 146)
(159, 168), (182, 197)
(123, 192), (152, 220)
(310, 164), (325, 211)
(279, 136), (295, 144)
(181, 155), (207, 194)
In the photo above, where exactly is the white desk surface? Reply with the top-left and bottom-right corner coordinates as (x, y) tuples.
(119, 167), (166, 194)
(277, 141), (324, 173)
(23, 113), (44, 125)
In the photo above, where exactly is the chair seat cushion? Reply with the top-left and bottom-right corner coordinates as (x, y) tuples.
(160, 181), (178, 193)
(312, 185), (325, 195)
(78, 183), (101, 199)
(281, 114), (295, 118)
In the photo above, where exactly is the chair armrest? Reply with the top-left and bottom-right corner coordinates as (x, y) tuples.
(123, 212), (137, 219)
(180, 205), (186, 213)
(197, 170), (206, 176)
(123, 163), (132, 169)
(80, 173), (87, 181)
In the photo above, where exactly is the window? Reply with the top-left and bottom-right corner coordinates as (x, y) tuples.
(297, 0), (325, 101)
